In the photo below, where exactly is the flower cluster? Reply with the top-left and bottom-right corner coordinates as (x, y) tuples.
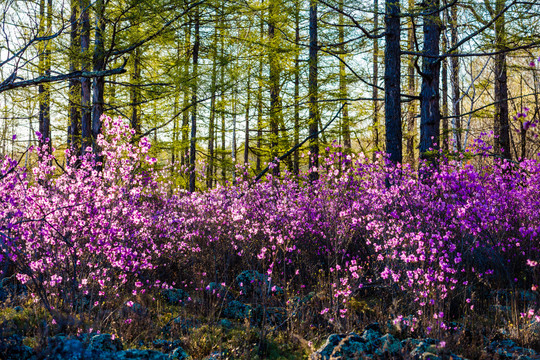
(0, 115), (538, 331)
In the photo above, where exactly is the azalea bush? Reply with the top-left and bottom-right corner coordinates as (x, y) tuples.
(0, 115), (538, 336)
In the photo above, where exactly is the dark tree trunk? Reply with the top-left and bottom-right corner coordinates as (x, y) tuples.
(308, 0), (319, 180)
(340, 0), (350, 152)
(130, 48), (141, 135)
(494, 0), (510, 160)
(385, 0), (402, 163)
(189, 10), (200, 192)
(450, 3), (461, 151)
(244, 77), (251, 166)
(406, 0), (416, 164)
(269, 1), (280, 177)
(441, 14), (449, 152)
(68, 0), (80, 151)
(207, 20), (218, 189)
(38, 0), (52, 150)
(373, 0), (380, 155)
(92, 0), (105, 153)
(419, 0), (441, 161)
(293, 0), (300, 175)
(80, 0), (91, 152)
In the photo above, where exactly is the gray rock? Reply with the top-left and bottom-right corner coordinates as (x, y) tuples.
(203, 351), (226, 359)
(151, 339), (183, 353)
(170, 346), (190, 359)
(205, 282), (232, 301)
(116, 349), (169, 359)
(222, 300), (251, 320)
(220, 319), (233, 329)
(0, 335), (34, 360)
(377, 333), (402, 355)
(311, 333), (370, 359)
(162, 288), (190, 306)
(87, 333), (123, 354)
(44, 336), (85, 360)
(251, 305), (286, 327)
(485, 339), (537, 359)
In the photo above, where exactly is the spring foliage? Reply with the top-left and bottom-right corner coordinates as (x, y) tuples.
(0, 116), (538, 330)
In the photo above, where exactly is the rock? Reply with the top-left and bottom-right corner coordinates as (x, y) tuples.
(116, 349), (169, 359)
(162, 288), (190, 306)
(235, 270), (283, 298)
(377, 333), (402, 355)
(485, 339), (537, 359)
(170, 346), (190, 359)
(251, 305), (286, 327)
(87, 333), (123, 354)
(151, 339), (183, 353)
(310, 332), (369, 359)
(173, 317), (199, 332)
(205, 282), (232, 301)
(43, 336), (84, 359)
(220, 319), (233, 329)
(222, 300), (251, 320)
(0, 334), (34, 360)
(203, 351), (226, 359)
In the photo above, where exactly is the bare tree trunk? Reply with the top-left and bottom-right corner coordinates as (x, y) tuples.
(494, 0), (510, 160)
(80, 0), (91, 152)
(308, 0), (319, 180)
(293, 0), (300, 175)
(419, 0), (441, 161)
(244, 77), (251, 166)
(232, 89), (237, 182)
(189, 9), (200, 192)
(269, 1), (280, 176)
(450, 3), (461, 151)
(385, 0), (402, 163)
(373, 0), (380, 155)
(340, 0), (350, 152)
(130, 47), (141, 135)
(92, 0), (105, 153)
(182, 23), (191, 167)
(39, 0), (52, 150)
(207, 18), (218, 189)
(441, 17), (449, 152)
(406, 0), (416, 164)
(68, 0), (80, 150)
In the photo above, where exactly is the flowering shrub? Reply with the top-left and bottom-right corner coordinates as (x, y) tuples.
(0, 115), (538, 333)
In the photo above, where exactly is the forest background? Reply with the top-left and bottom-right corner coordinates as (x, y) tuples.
(1, 0), (540, 186)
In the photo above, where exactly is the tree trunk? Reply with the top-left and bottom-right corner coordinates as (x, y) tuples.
(130, 47), (141, 135)
(182, 23), (191, 167)
(92, 0), (105, 153)
(419, 0), (441, 161)
(385, 0), (402, 163)
(450, 3), (461, 151)
(207, 20), (218, 189)
(68, 0), (80, 151)
(189, 10), (200, 193)
(39, 0), (52, 150)
(406, 0), (416, 164)
(269, 1), (280, 176)
(244, 77), (251, 166)
(373, 0), (380, 155)
(293, 0), (300, 175)
(232, 89), (237, 182)
(340, 0), (350, 152)
(494, 0), (510, 159)
(441, 12), (449, 152)
(80, 0), (91, 152)
(308, 0), (319, 180)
